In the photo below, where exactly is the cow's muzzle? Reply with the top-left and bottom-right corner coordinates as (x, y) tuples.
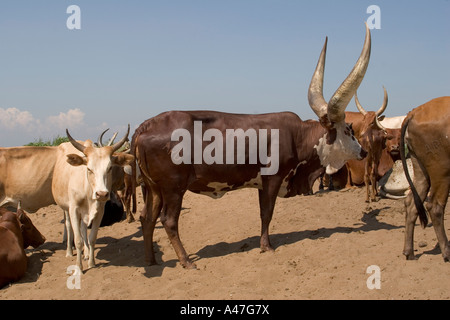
(358, 148), (368, 160)
(95, 191), (110, 202)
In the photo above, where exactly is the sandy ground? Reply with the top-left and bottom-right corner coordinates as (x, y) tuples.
(1, 183), (449, 300)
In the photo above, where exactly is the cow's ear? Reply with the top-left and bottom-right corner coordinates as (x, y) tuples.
(67, 154), (86, 166)
(112, 153), (135, 167)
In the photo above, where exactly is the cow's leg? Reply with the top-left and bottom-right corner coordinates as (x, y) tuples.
(160, 190), (195, 269)
(125, 191), (134, 223)
(87, 204), (105, 269)
(140, 184), (162, 265)
(370, 162), (378, 202)
(318, 175), (325, 190)
(403, 156), (429, 260)
(328, 175), (334, 191)
(427, 181), (450, 261)
(69, 207), (84, 271)
(80, 221), (89, 261)
(122, 178), (135, 223)
(258, 177), (282, 252)
(64, 210), (74, 257)
(344, 163), (355, 189)
(364, 161), (371, 203)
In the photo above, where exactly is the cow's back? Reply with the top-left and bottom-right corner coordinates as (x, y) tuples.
(134, 110), (303, 189)
(0, 147), (58, 213)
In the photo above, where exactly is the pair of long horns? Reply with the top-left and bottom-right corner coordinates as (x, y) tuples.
(97, 129), (118, 147)
(355, 86), (388, 117)
(66, 124), (130, 154)
(355, 86), (388, 131)
(308, 23), (371, 123)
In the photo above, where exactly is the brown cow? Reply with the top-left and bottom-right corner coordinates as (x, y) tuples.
(342, 87), (396, 202)
(401, 96), (450, 261)
(132, 24), (371, 269)
(0, 206), (46, 288)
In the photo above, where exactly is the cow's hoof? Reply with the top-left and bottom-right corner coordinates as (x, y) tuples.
(182, 261), (197, 270)
(260, 246), (275, 253)
(403, 252), (416, 261)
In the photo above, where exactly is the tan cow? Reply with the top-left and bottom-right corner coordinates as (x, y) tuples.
(52, 127), (134, 271)
(401, 97), (450, 261)
(0, 147), (58, 212)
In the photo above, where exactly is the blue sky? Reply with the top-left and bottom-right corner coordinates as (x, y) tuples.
(0, 0), (448, 146)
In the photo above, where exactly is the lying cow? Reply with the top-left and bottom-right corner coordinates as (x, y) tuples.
(0, 206), (46, 288)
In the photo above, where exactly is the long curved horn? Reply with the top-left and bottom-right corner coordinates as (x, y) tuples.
(111, 124), (130, 152)
(355, 86), (388, 118)
(308, 37), (329, 119)
(97, 128), (110, 147)
(327, 23), (371, 123)
(66, 129), (86, 154)
(376, 86), (388, 117)
(375, 114), (387, 131)
(354, 91), (367, 115)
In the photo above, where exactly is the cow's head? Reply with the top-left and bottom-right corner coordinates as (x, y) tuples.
(355, 87), (393, 156)
(308, 23), (370, 175)
(355, 86), (388, 136)
(65, 125), (135, 202)
(16, 205), (46, 249)
(384, 128), (400, 160)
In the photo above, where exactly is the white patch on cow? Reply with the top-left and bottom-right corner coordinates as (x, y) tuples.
(380, 116), (406, 129)
(379, 159), (413, 198)
(277, 161), (306, 197)
(200, 182), (232, 199)
(123, 165), (132, 176)
(314, 122), (362, 175)
(200, 175), (263, 199)
(243, 174), (263, 189)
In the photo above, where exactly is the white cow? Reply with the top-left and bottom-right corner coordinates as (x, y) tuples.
(52, 126), (134, 271)
(380, 116), (406, 129)
(379, 158), (413, 199)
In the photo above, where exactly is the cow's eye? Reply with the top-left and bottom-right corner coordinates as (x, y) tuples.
(87, 168), (93, 174)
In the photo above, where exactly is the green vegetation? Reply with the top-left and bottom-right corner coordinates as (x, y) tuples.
(25, 136), (69, 147)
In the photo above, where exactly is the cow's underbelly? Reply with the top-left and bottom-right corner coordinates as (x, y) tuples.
(188, 161), (306, 199)
(189, 175), (263, 199)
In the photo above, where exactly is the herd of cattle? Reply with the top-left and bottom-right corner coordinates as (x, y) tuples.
(0, 23), (449, 288)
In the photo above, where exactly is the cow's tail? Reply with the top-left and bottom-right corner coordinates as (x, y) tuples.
(400, 116), (428, 228)
(130, 131), (139, 214)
